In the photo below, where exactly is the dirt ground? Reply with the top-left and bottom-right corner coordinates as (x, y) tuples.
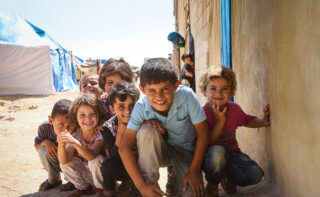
(0, 91), (281, 197)
(0, 90), (170, 197)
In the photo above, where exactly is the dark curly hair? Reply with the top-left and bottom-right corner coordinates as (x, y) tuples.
(108, 81), (140, 107)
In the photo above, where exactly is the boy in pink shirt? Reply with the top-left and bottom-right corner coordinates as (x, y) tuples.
(199, 66), (271, 197)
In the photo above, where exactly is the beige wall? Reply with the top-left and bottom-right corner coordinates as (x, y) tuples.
(232, 1), (320, 196)
(175, 0), (320, 196)
(174, 0), (221, 103)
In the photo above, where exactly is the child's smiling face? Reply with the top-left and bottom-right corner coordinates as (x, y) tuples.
(80, 75), (102, 97)
(49, 114), (69, 135)
(104, 73), (123, 94)
(205, 77), (232, 108)
(76, 105), (98, 132)
(110, 96), (135, 124)
(140, 80), (179, 116)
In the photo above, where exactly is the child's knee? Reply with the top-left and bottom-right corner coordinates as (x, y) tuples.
(206, 145), (226, 169)
(88, 154), (105, 170)
(247, 166), (264, 185)
(38, 146), (49, 159)
(136, 124), (161, 144)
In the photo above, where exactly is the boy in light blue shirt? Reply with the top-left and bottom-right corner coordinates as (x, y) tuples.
(119, 58), (209, 197)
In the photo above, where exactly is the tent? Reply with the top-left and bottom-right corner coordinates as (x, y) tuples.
(0, 11), (79, 95)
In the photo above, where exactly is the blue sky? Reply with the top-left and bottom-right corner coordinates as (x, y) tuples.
(0, 0), (175, 66)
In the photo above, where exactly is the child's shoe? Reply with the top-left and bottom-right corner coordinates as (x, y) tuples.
(117, 180), (132, 197)
(102, 189), (117, 197)
(206, 183), (219, 197)
(128, 183), (142, 197)
(221, 177), (237, 194)
(60, 181), (76, 191)
(38, 179), (62, 191)
(66, 184), (95, 197)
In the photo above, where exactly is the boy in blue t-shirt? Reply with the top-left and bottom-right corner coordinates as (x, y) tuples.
(119, 58), (209, 197)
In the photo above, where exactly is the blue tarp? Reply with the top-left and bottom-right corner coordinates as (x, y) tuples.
(221, 1), (233, 101)
(221, 0), (232, 69)
(0, 11), (78, 92)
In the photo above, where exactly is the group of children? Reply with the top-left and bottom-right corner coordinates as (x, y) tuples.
(34, 57), (271, 197)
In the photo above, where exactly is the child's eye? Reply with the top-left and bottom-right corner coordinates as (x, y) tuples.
(210, 87), (216, 91)
(163, 87), (169, 92)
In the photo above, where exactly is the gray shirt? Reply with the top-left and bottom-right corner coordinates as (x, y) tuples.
(34, 121), (57, 144)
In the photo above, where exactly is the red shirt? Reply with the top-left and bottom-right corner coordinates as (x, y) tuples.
(203, 102), (255, 152)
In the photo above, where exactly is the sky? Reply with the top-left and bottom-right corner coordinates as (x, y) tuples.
(0, 0), (175, 67)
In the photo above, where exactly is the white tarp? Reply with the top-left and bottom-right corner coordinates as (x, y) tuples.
(0, 44), (55, 95)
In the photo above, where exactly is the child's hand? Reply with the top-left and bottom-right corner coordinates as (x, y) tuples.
(263, 104), (271, 127)
(211, 101), (227, 122)
(66, 125), (75, 134)
(141, 119), (167, 135)
(184, 68), (193, 77)
(57, 131), (80, 147)
(44, 139), (58, 158)
(99, 92), (109, 102)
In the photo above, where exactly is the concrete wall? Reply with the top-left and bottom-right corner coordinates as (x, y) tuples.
(174, 0), (220, 103)
(175, 0), (320, 196)
(232, 1), (320, 196)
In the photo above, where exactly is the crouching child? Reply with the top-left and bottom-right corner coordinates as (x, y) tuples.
(34, 99), (75, 191)
(100, 81), (140, 196)
(199, 66), (270, 197)
(57, 94), (108, 196)
(119, 58), (210, 197)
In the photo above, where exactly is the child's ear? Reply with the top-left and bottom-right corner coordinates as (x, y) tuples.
(109, 105), (114, 114)
(202, 89), (207, 97)
(48, 115), (53, 124)
(139, 85), (145, 94)
(174, 80), (180, 90)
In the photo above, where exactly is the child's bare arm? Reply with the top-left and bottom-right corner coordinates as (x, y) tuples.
(183, 120), (209, 197)
(119, 128), (166, 197)
(246, 104), (271, 128)
(184, 67), (193, 77)
(81, 139), (104, 160)
(70, 135), (104, 161)
(57, 132), (74, 164)
(34, 139), (57, 157)
(208, 102), (227, 145)
(115, 123), (127, 147)
(57, 131), (104, 161)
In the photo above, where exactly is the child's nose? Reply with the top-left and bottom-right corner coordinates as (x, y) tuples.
(155, 91), (164, 97)
(216, 89), (223, 95)
(124, 107), (130, 114)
